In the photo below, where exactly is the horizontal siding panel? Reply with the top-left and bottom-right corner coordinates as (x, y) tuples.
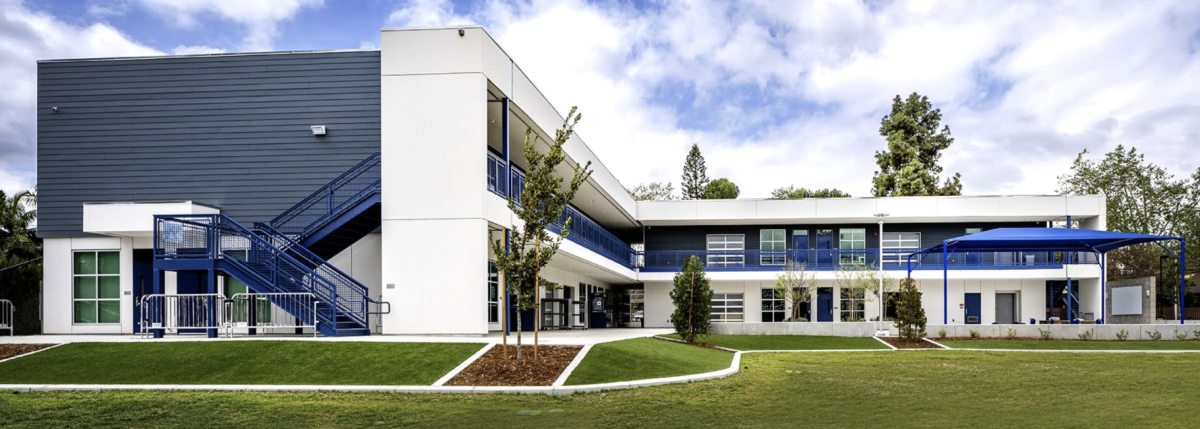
(37, 51), (382, 238)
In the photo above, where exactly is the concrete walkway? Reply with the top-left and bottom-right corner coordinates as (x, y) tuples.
(0, 328), (673, 346)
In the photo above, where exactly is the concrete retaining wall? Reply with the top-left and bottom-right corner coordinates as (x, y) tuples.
(712, 322), (1200, 341)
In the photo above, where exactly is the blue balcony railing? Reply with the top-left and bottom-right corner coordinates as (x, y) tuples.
(638, 249), (1099, 272)
(486, 151), (634, 268)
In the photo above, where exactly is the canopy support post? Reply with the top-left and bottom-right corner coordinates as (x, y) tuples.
(1098, 251), (1106, 324)
(943, 243), (949, 324)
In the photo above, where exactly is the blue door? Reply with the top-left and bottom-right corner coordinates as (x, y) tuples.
(132, 250), (153, 333)
(816, 230), (833, 267)
(817, 288), (834, 322)
(965, 293), (981, 324)
(791, 230), (809, 264)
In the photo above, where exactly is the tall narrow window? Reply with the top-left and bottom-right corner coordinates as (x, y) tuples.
(487, 262), (500, 324)
(760, 229), (786, 266)
(761, 289), (785, 322)
(712, 293), (744, 322)
(74, 251), (120, 324)
(706, 234), (745, 267)
(839, 228), (866, 264)
(881, 232), (921, 265)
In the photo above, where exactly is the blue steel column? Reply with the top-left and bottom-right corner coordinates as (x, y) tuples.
(206, 269), (218, 338)
(1099, 252), (1106, 324)
(502, 97), (510, 199)
(1181, 238), (1187, 325)
(152, 268), (163, 338)
(943, 243), (948, 324)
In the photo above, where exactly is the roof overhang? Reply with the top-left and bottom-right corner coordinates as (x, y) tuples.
(83, 201), (220, 237)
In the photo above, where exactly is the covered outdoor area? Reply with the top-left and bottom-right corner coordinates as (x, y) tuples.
(908, 228), (1186, 325)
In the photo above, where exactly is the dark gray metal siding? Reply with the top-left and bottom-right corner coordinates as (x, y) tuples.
(643, 221), (1047, 251)
(37, 51), (381, 237)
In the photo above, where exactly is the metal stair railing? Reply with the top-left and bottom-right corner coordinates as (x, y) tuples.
(257, 222), (390, 319)
(228, 292), (319, 337)
(0, 299), (12, 336)
(269, 152), (381, 241)
(155, 214), (345, 332)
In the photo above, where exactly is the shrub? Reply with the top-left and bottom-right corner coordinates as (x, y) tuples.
(968, 329), (981, 339)
(1038, 328), (1053, 340)
(670, 255), (713, 344)
(1078, 329), (1094, 341)
(1146, 330), (1162, 341)
(893, 278), (927, 343)
(1116, 329), (1129, 341)
(1006, 328), (1018, 339)
(937, 328), (947, 339)
(1175, 330), (1189, 341)
(1193, 330), (1200, 340)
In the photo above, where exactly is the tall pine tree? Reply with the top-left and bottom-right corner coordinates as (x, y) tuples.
(873, 93), (962, 197)
(681, 144), (709, 200)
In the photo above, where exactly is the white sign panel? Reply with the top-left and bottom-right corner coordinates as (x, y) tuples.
(1112, 286), (1143, 316)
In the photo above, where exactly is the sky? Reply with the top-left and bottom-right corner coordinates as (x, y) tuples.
(2, 0), (1200, 199)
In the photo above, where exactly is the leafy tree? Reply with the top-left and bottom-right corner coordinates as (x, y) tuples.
(1057, 145), (1200, 307)
(774, 259), (816, 321)
(681, 144), (710, 200)
(670, 255), (713, 343)
(627, 182), (678, 201)
(770, 186), (852, 199)
(833, 260), (882, 322)
(490, 107), (592, 360)
(0, 187), (41, 334)
(703, 178), (739, 199)
(893, 278), (927, 342)
(873, 93), (962, 197)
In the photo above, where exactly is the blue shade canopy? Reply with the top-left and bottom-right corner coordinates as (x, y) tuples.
(918, 227), (1181, 254)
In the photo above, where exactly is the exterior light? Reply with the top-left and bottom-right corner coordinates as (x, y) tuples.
(311, 125), (327, 136)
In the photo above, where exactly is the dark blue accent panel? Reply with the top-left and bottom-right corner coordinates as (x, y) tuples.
(817, 290), (833, 322)
(36, 51), (381, 238)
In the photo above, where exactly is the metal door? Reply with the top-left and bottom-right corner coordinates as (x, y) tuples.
(817, 288), (834, 322)
(791, 230), (809, 264)
(816, 230), (833, 267)
(965, 293), (982, 324)
(995, 293), (1016, 324)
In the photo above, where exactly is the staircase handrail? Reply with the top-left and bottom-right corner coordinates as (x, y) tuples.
(270, 152), (381, 239)
(256, 222), (391, 315)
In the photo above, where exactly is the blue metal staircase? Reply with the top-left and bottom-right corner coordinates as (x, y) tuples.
(153, 152), (386, 337)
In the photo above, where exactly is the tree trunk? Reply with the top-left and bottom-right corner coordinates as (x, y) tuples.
(516, 308), (523, 360)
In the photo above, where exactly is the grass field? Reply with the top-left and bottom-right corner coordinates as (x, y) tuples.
(3, 351), (1200, 427)
(942, 339), (1200, 350)
(661, 334), (889, 351)
(564, 338), (733, 385)
(0, 342), (483, 385)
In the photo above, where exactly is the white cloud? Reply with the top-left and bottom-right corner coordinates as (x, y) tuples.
(387, 0), (1200, 197)
(172, 44), (225, 55)
(137, 0), (323, 51)
(0, 0), (163, 194)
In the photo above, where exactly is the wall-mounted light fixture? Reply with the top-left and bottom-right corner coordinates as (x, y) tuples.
(458, 28), (465, 37)
(311, 125), (327, 136)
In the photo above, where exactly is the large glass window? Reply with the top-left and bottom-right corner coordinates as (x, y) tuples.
(839, 228), (866, 264)
(487, 262), (500, 324)
(712, 293), (744, 322)
(706, 234), (745, 267)
(840, 289), (865, 322)
(760, 229), (786, 266)
(881, 232), (920, 265)
(74, 251), (120, 324)
(761, 289), (785, 322)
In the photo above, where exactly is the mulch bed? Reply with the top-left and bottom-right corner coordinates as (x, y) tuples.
(878, 337), (942, 349)
(445, 345), (580, 386)
(0, 344), (57, 361)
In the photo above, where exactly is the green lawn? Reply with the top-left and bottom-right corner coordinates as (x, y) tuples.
(942, 339), (1200, 350)
(0, 341), (483, 385)
(4, 351), (1200, 427)
(661, 334), (889, 351)
(564, 338), (733, 385)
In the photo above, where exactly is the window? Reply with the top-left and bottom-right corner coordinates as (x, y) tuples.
(706, 234), (745, 267)
(840, 289), (865, 322)
(74, 251), (120, 324)
(761, 289), (785, 322)
(839, 228), (866, 264)
(760, 229), (786, 266)
(712, 293), (744, 322)
(881, 232), (921, 265)
(965, 227), (982, 235)
(487, 262), (500, 324)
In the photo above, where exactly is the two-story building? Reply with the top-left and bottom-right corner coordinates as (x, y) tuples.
(36, 26), (1106, 337)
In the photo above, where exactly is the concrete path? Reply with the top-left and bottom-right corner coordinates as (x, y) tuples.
(0, 328), (673, 346)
